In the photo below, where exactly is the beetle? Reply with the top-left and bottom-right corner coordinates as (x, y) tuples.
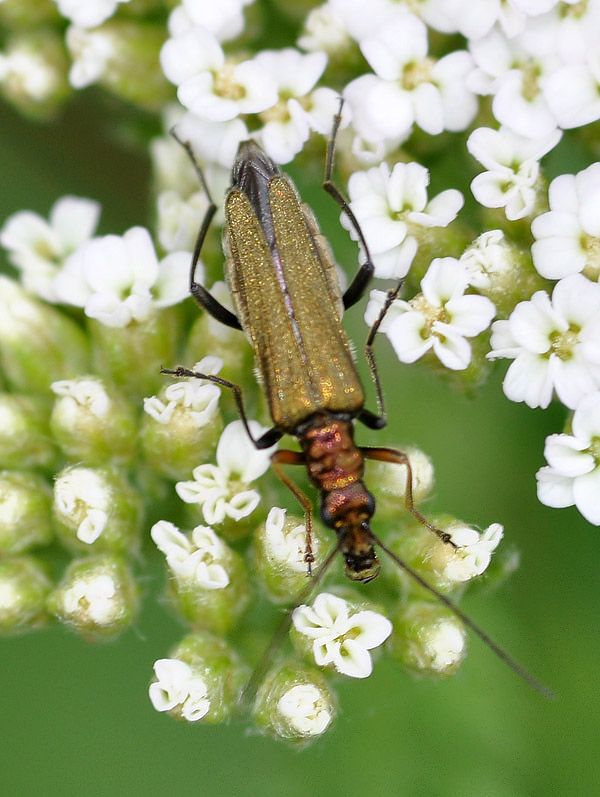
(166, 111), (453, 584)
(165, 114), (550, 696)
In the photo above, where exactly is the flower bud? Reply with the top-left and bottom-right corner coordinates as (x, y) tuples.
(50, 376), (138, 465)
(389, 600), (466, 678)
(0, 30), (69, 119)
(367, 446), (434, 519)
(88, 308), (183, 399)
(151, 520), (250, 634)
(48, 554), (139, 640)
(252, 507), (327, 603)
(0, 556), (53, 634)
(0, 394), (57, 469)
(252, 662), (336, 745)
(141, 359), (223, 481)
(53, 466), (142, 555)
(0, 471), (53, 554)
(66, 21), (172, 111)
(0, 277), (90, 395)
(149, 632), (248, 724)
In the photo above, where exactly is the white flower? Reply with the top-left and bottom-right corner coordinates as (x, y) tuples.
(66, 25), (118, 89)
(487, 274), (600, 409)
(536, 391), (600, 525)
(443, 523), (504, 582)
(343, 161), (464, 279)
(345, 10), (476, 143)
(460, 230), (515, 290)
(149, 658), (210, 722)
(467, 126), (561, 220)
(263, 507), (310, 574)
(292, 592), (392, 678)
(51, 377), (111, 419)
(62, 573), (118, 625)
(160, 26), (277, 122)
(366, 258), (496, 371)
(172, 113), (248, 170)
(297, 3), (350, 54)
(53, 468), (111, 545)
(151, 520), (230, 589)
(53, 226), (191, 327)
(169, 0), (254, 43)
(411, 615), (466, 673)
(252, 49), (331, 163)
(55, 0), (130, 28)
(277, 684), (332, 737)
(531, 163), (600, 280)
(175, 420), (276, 524)
(0, 196), (100, 301)
(467, 20), (561, 138)
(544, 48), (600, 130)
(0, 36), (66, 104)
(144, 357), (222, 426)
(418, 0), (527, 40)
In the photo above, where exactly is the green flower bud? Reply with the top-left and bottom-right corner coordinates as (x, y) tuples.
(0, 394), (57, 469)
(66, 21), (172, 111)
(0, 277), (90, 395)
(252, 507), (327, 603)
(88, 308), (182, 399)
(52, 466), (142, 555)
(252, 662), (336, 745)
(460, 229), (548, 317)
(47, 554), (139, 641)
(389, 600), (466, 678)
(367, 446), (434, 520)
(0, 30), (70, 119)
(151, 520), (250, 635)
(0, 471), (53, 554)
(0, 556), (53, 634)
(141, 366), (223, 481)
(149, 632), (248, 724)
(50, 376), (138, 465)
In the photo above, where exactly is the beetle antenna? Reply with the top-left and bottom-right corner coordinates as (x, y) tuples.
(371, 533), (554, 698)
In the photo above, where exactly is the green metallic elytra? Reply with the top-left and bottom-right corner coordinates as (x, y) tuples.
(224, 145), (365, 432)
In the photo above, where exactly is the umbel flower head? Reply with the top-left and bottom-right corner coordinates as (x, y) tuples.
(0, 0), (576, 746)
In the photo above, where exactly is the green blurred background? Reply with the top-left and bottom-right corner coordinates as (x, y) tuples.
(0, 94), (598, 797)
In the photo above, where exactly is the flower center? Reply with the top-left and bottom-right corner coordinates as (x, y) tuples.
(260, 97), (290, 124)
(519, 62), (541, 102)
(549, 327), (579, 360)
(213, 62), (245, 101)
(589, 436), (600, 463)
(402, 57), (434, 91)
(581, 233), (600, 280)
(411, 294), (449, 336)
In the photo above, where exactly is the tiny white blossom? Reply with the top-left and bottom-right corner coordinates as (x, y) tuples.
(297, 3), (350, 54)
(53, 467), (110, 544)
(418, 0), (526, 40)
(55, 0), (131, 28)
(252, 49), (335, 163)
(460, 230), (515, 290)
(149, 658), (210, 722)
(292, 592), (392, 679)
(174, 113), (248, 170)
(536, 391), (600, 524)
(366, 258), (496, 371)
(144, 357), (222, 426)
(263, 507), (309, 574)
(53, 226), (191, 327)
(0, 196), (100, 301)
(160, 27), (277, 122)
(51, 377), (111, 419)
(277, 684), (332, 737)
(175, 420), (276, 525)
(169, 0), (254, 43)
(62, 573), (117, 625)
(343, 161), (464, 279)
(531, 163), (600, 280)
(487, 274), (600, 409)
(0, 36), (66, 105)
(415, 616), (466, 673)
(544, 48), (600, 131)
(66, 25), (118, 89)
(467, 21), (561, 138)
(151, 520), (230, 590)
(345, 10), (476, 143)
(467, 126), (561, 220)
(444, 523), (504, 582)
